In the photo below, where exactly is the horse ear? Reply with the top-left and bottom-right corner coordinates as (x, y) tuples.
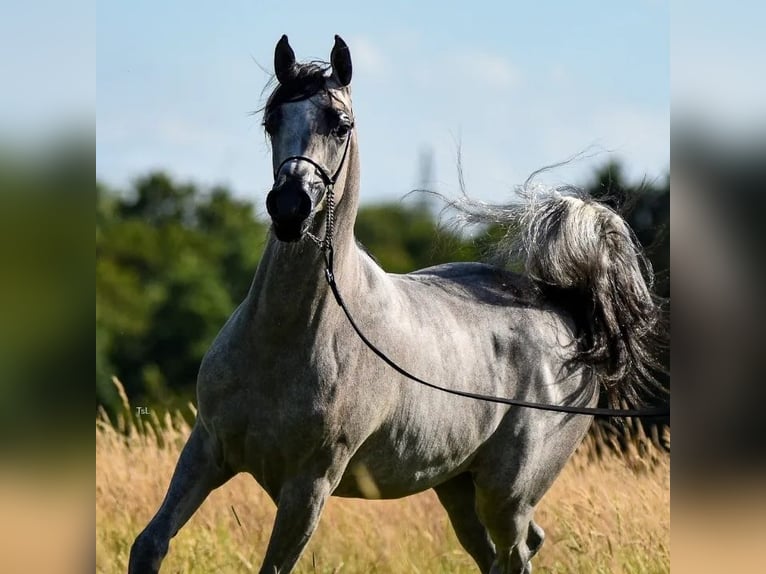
(330, 35), (352, 87)
(274, 34), (297, 84)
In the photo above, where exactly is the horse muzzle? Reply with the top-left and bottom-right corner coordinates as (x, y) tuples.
(266, 180), (316, 242)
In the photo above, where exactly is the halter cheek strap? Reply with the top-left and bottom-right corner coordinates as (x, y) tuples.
(273, 132), (352, 188)
(271, 133), (351, 250)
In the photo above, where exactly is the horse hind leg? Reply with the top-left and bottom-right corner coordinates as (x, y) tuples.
(434, 473), (496, 573)
(128, 423), (231, 574)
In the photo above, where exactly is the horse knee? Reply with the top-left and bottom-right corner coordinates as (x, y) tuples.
(128, 529), (169, 574)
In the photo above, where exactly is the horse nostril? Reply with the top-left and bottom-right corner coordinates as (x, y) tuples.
(266, 185), (313, 223)
(298, 191), (312, 219)
(277, 194), (299, 218)
(266, 192), (277, 217)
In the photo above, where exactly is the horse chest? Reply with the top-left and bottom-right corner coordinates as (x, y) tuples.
(198, 340), (340, 464)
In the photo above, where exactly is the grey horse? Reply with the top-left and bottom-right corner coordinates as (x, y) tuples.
(128, 35), (663, 574)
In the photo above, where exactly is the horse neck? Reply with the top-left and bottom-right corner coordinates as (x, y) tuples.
(326, 139), (361, 266)
(246, 140), (366, 332)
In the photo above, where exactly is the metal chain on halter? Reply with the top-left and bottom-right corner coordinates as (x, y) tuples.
(323, 185), (336, 250)
(306, 185), (335, 249)
(306, 184), (337, 284)
(301, 135), (345, 257)
(320, 186), (337, 282)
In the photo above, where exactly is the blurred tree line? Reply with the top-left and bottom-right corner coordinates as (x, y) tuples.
(96, 162), (668, 420)
(0, 134), (92, 447)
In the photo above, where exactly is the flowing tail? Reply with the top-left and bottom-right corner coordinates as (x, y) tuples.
(454, 185), (666, 409)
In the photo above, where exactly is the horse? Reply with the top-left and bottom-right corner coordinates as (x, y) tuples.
(128, 35), (663, 574)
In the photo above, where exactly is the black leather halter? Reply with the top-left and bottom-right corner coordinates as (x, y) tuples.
(272, 131), (351, 188)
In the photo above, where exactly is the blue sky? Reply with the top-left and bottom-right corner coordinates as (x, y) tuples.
(1, 1), (93, 141)
(97, 1), (669, 206)
(672, 0), (766, 133)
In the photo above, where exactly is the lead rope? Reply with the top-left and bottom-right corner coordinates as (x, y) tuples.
(289, 147), (667, 417)
(311, 192), (668, 418)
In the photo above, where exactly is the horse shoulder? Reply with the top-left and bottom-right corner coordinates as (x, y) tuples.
(195, 303), (253, 424)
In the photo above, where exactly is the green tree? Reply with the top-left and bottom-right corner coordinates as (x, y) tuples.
(355, 202), (478, 273)
(96, 173), (267, 413)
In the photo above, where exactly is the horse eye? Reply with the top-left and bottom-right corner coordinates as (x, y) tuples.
(263, 115), (277, 136)
(333, 121), (352, 139)
(332, 115), (354, 139)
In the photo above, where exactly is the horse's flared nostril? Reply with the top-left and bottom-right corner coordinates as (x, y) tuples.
(276, 194), (299, 218)
(266, 184), (313, 223)
(297, 191), (312, 219)
(266, 192), (277, 218)
(266, 182), (315, 242)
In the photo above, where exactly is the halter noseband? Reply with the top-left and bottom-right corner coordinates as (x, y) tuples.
(273, 134), (351, 188)
(271, 129), (351, 251)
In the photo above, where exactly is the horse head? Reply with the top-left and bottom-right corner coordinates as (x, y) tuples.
(264, 35), (354, 243)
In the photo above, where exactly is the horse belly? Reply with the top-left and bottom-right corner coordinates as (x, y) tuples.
(334, 402), (500, 499)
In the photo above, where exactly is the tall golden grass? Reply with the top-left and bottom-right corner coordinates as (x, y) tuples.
(96, 380), (669, 573)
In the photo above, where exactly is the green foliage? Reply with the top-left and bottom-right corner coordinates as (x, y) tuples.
(0, 134), (92, 447)
(96, 173), (268, 412)
(354, 202), (478, 273)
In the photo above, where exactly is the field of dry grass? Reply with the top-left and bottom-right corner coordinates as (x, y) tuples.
(96, 389), (669, 574)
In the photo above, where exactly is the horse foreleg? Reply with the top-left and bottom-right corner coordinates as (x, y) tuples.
(435, 473), (496, 573)
(259, 473), (339, 574)
(128, 423), (231, 574)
